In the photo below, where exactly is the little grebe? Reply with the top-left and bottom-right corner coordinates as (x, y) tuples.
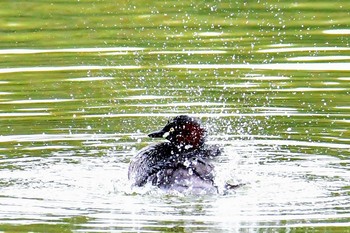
(128, 115), (221, 194)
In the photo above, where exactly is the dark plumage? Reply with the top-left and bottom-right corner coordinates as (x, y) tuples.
(128, 115), (221, 194)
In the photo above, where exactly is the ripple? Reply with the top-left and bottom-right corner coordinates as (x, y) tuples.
(274, 87), (347, 92)
(323, 29), (350, 35)
(0, 47), (144, 55)
(287, 56), (350, 61)
(338, 77), (350, 81)
(131, 102), (224, 107)
(243, 75), (290, 81)
(17, 108), (51, 111)
(258, 46), (350, 53)
(217, 83), (259, 88)
(0, 133), (118, 143)
(1, 99), (73, 104)
(167, 63), (350, 71)
(80, 112), (346, 119)
(66, 77), (115, 82)
(148, 50), (226, 54)
(267, 43), (294, 48)
(0, 65), (141, 74)
(252, 106), (298, 113)
(0, 92), (12, 95)
(255, 139), (350, 149)
(22, 145), (75, 151)
(337, 119), (350, 124)
(196, 32), (224, 36)
(0, 137), (349, 231)
(0, 113), (50, 117)
(116, 95), (174, 100)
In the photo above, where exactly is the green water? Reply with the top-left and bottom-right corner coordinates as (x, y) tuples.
(0, 0), (350, 232)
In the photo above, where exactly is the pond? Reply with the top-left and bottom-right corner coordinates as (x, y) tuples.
(0, 0), (349, 232)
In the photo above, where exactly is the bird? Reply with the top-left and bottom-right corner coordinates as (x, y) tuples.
(128, 115), (222, 194)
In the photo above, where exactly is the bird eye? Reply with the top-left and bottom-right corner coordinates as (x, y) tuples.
(169, 127), (175, 132)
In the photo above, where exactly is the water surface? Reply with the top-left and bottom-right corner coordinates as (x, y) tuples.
(0, 0), (349, 232)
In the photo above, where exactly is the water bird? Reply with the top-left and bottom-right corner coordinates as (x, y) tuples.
(128, 115), (222, 194)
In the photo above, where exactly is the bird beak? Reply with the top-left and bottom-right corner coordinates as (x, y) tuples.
(148, 129), (166, 138)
